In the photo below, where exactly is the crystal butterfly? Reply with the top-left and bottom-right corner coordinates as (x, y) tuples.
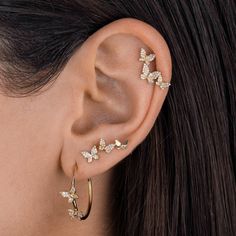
(68, 209), (83, 219)
(114, 139), (128, 150)
(155, 73), (171, 89)
(139, 48), (156, 65)
(98, 138), (115, 153)
(60, 186), (79, 203)
(81, 145), (99, 163)
(140, 63), (162, 84)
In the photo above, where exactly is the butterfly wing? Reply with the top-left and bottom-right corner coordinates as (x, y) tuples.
(147, 71), (161, 83)
(60, 191), (70, 198)
(139, 48), (147, 62)
(139, 48), (156, 65)
(156, 72), (163, 83)
(115, 139), (128, 150)
(99, 138), (106, 151)
(104, 144), (115, 153)
(160, 82), (171, 89)
(68, 209), (76, 218)
(115, 139), (121, 147)
(91, 145), (99, 160)
(120, 140), (129, 149)
(81, 151), (93, 163)
(146, 54), (156, 63)
(141, 63), (149, 80)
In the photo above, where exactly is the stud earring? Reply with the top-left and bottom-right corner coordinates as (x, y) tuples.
(81, 138), (128, 163)
(139, 48), (171, 89)
(81, 145), (99, 163)
(60, 177), (93, 220)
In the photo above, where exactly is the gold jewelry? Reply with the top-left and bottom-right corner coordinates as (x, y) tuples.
(60, 177), (93, 220)
(81, 138), (128, 163)
(139, 48), (171, 89)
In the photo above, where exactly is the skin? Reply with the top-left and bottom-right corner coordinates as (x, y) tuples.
(0, 18), (172, 236)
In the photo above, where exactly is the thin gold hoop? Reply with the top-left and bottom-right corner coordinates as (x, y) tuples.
(80, 178), (93, 220)
(60, 177), (93, 220)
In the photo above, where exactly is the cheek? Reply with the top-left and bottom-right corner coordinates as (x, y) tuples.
(0, 76), (75, 176)
(0, 82), (74, 230)
(0, 97), (63, 177)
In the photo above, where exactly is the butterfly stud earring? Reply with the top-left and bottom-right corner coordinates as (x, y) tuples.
(139, 48), (171, 89)
(81, 145), (99, 163)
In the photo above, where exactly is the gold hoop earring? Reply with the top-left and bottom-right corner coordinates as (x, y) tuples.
(60, 177), (93, 220)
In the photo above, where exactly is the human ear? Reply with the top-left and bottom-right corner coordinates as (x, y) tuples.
(59, 18), (172, 180)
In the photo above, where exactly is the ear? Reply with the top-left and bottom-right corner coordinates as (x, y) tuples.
(60, 18), (172, 180)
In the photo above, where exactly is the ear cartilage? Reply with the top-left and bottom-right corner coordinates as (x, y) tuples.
(139, 48), (171, 89)
(81, 138), (128, 163)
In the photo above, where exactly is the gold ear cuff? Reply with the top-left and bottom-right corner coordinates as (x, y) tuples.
(139, 48), (171, 89)
(81, 138), (128, 163)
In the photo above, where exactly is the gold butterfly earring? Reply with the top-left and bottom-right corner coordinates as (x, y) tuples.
(60, 175), (93, 220)
(81, 138), (128, 163)
(81, 145), (99, 163)
(98, 138), (128, 153)
(139, 48), (171, 89)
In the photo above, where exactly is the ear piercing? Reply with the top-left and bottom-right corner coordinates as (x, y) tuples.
(81, 138), (128, 163)
(139, 48), (171, 89)
(60, 138), (127, 221)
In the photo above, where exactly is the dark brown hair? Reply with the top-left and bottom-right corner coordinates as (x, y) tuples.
(0, 1), (235, 235)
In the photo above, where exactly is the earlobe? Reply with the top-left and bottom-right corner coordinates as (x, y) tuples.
(59, 18), (172, 180)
